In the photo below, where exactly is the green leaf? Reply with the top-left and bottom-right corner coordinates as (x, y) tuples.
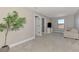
(0, 11), (26, 31)
(0, 23), (6, 32)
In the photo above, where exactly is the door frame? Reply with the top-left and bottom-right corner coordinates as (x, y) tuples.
(34, 15), (42, 37)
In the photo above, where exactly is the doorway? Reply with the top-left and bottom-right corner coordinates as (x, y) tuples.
(35, 16), (42, 36)
(42, 18), (45, 33)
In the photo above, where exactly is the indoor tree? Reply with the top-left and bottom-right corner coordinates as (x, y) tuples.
(0, 11), (26, 48)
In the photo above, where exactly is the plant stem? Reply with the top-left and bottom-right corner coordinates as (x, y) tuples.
(4, 19), (9, 46)
(4, 28), (9, 46)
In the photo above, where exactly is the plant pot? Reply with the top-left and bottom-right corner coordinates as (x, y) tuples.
(0, 45), (9, 52)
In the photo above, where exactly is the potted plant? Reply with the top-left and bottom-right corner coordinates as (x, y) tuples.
(0, 11), (26, 52)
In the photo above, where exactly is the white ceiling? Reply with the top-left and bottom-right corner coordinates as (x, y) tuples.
(31, 7), (79, 18)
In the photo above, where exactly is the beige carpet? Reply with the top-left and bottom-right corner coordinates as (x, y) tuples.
(10, 32), (79, 52)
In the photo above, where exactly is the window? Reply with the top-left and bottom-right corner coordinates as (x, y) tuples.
(58, 19), (64, 29)
(58, 19), (64, 24)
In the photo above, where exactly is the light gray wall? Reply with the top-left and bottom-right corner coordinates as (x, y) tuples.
(64, 15), (75, 29)
(52, 15), (75, 33)
(74, 11), (79, 30)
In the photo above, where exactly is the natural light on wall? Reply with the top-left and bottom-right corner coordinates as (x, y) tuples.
(58, 19), (64, 29)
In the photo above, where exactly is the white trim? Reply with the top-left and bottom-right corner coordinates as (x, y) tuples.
(40, 16), (42, 36)
(9, 36), (35, 48)
(34, 15), (36, 39)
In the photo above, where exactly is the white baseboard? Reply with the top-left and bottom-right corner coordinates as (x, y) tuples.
(9, 36), (35, 48)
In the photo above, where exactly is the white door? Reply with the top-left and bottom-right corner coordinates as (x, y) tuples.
(35, 16), (42, 36)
